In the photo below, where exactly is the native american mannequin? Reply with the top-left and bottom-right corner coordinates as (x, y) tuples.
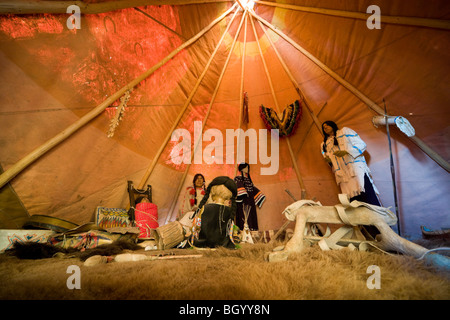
(321, 121), (380, 205)
(234, 163), (265, 231)
(321, 121), (381, 238)
(180, 173), (206, 219)
(191, 176), (238, 249)
(178, 174), (206, 246)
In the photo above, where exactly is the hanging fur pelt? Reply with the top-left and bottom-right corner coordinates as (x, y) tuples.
(6, 240), (141, 261)
(259, 100), (302, 137)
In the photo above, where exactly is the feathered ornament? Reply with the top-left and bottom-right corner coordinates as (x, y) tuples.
(107, 89), (132, 138)
(242, 91), (249, 124)
(259, 100), (302, 137)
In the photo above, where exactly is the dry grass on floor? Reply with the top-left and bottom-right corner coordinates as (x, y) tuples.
(0, 241), (449, 300)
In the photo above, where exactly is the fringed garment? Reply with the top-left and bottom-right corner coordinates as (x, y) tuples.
(234, 175), (265, 231)
(192, 203), (235, 249)
(321, 127), (379, 202)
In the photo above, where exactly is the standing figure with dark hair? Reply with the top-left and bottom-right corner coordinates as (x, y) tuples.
(191, 176), (238, 249)
(180, 173), (206, 219)
(234, 163), (266, 231)
(321, 121), (380, 206)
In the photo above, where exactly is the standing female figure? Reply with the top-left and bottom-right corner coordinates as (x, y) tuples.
(321, 121), (380, 206)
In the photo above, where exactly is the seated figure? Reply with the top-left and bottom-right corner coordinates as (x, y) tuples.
(192, 176), (237, 249)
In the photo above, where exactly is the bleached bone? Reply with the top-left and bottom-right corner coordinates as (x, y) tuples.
(267, 195), (429, 262)
(84, 253), (203, 266)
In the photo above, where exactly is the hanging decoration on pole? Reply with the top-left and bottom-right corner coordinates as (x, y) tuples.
(107, 89), (132, 138)
(259, 100), (302, 137)
(242, 91), (249, 124)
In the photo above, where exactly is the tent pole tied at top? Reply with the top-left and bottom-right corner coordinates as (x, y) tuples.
(248, 14), (307, 199)
(250, 9), (450, 173)
(254, 0), (450, 30)
(136, 4), (240, 190)
(165, 6), (244, 223)
(0, 3), (238, 190)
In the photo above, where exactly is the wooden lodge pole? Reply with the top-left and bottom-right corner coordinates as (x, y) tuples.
(249, 14), (307, 199)
(0, 0), (234, 14)
(257, 19), (323, 136)
(234, 11), (249, 177)
(137, 3), (239, 189)
(0, 4), (237, 190)
(165, 7), (244, 223)
(250, 11), (386, 115)
(254, 1), (450, 30)
(250, 10), (450, 173)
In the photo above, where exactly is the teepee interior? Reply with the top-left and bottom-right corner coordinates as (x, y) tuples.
(1, 0), (448, 238)
(0, 0), (449, 302)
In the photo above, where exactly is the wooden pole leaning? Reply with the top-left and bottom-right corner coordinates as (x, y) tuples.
(254, 1), (450, 30)
(256, 19), (323, 136)
(250, 11), (386, 115)
(250, 11), (450, 173)
(0, 4), (236, 190)
(234, 11), (249, 177)
(249, 14), (307, 199)
(135, 3), (238, 189)
(165, 7), (243, 223)
(0, 0), (234, 14)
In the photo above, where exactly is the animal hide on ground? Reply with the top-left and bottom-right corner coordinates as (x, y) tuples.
(0, 240), (448, 300)
(7, 242), (70, 259)
(6, 240), (141, 261)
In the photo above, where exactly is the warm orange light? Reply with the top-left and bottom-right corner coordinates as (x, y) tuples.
(243, 0), (255, 10)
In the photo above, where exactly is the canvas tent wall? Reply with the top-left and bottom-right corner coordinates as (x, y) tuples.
(0, 0), (448, 239)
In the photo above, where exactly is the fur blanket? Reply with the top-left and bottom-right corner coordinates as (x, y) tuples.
(0, 240), (448, 300)
(6, 240), (141, 261)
